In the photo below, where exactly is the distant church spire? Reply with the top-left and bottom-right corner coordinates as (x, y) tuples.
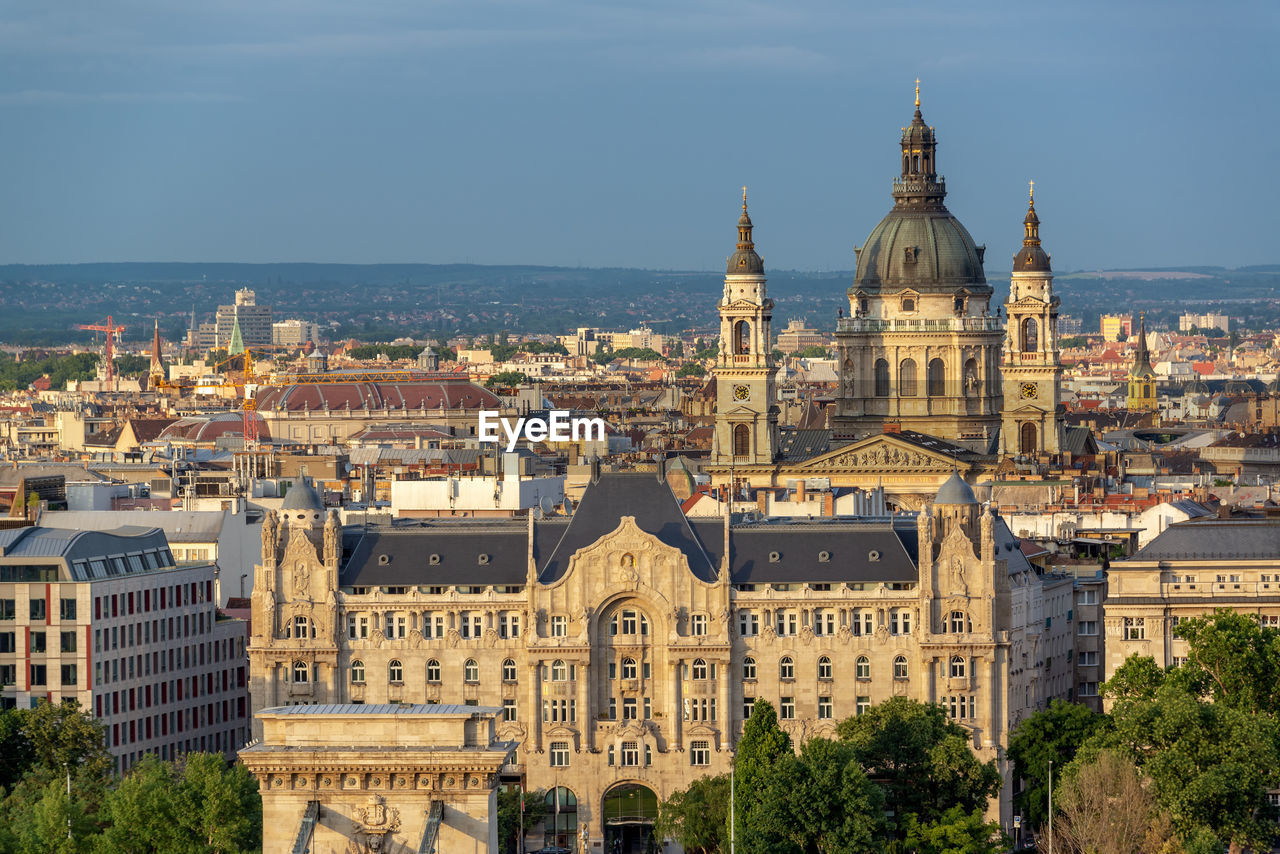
(1133, 312), (1154, 377)
(727, 188), (763, 274)
(149, 318), (164, 378)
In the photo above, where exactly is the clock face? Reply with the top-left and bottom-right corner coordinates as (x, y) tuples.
(1020, 382), (1039, 400)
(733, 384), (751, 401)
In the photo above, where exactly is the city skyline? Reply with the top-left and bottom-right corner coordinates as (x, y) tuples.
(0, 1), (1275, 271)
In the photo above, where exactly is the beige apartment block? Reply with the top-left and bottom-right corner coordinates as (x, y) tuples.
(1103, 518), (1280, 703)
(250, 468), (1062, 849)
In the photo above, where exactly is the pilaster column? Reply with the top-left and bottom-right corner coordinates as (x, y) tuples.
(576, 660), (591, 751)
(717, 658), (731, 750)
(528, 661), (542, 753)
(671, 659), (683, 747)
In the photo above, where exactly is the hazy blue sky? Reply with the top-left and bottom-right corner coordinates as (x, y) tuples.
(0, 0), (1274, 271)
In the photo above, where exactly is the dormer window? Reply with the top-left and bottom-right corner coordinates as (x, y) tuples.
(901, 297), (916, 313)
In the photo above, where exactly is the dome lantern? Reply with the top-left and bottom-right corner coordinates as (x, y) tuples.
(726, 186), (764, 275)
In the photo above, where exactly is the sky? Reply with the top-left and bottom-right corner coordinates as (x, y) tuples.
(0, 0), (1275, 271)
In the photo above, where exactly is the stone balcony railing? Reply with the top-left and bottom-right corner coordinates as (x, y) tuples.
(836, 316), (1003, 334)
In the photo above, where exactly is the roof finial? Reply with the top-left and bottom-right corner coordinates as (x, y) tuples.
(914, 78), (920, 108)
(742, 185), (748, 212)
(1029, 180), (1035, 205)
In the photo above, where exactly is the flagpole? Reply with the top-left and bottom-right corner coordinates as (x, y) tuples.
(730, 749), (736, 854)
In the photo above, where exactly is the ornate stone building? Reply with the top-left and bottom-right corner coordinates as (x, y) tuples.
(710, 191), (779, 467)
(998, 186), (1065, 457)
(241, 704), (512, 854)
(249, 468), (1059, 848)
(833, 88), (1005, 449)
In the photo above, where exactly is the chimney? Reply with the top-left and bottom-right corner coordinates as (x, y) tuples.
(796, 480), (806, 504)
(823, 491), (835, 517)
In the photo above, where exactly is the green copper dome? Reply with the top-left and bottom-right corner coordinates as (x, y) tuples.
(851, 98), (988, 296)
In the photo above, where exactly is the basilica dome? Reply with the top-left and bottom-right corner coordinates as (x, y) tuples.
(851, 97), (989, 296)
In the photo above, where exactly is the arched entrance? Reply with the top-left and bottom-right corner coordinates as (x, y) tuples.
(544, 787), (577, 850)
(602, 783), (658, 854)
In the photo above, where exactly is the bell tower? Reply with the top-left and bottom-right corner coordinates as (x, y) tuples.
(712, 189), (778, 466)
(1127, 312), (1158, 412)
(1000, 184), (1064, 457)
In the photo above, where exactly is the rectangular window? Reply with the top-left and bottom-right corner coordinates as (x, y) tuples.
(550, 616), (568, 637)
(743, 697), (755, 721)
(776, 611), (797, 636)
(30, 598), (47, 620)
(1077, 651), (1098, 666)
(1078, 682), (1098, 697)
(1078, 621), (1098, 636)
(549, 741), (570, 767)
(643, 697), (651, 719)
(608, 698), (616, 720)
(690, 741), (710, 766)
(60, 599), (76, 621)
(60, 631), (77, 653)
(818, 696), (833, 719)
(813, 610), (835, 636)
(780, 697), (795, 720)
(1123, 617), (1145, 641)
(0, 664), (14, 686)
(856, 696), (871, 716)
(0, 632), (14, 653)
(1080, 589), (1098, 605)
(690, 614), (707, 636)
(61, 664), (77, 686)
(891, 609), (912, 635)
(852, 610), (873, 636)
(30, 664), (47, 686)
(30, 632), (46, 654)
(0, 599), (14, 620)
(738, 611), (758, 637)
(503, 699), (518, 722)
(623, 698), (637, 720)
(621, 742), (640, 767)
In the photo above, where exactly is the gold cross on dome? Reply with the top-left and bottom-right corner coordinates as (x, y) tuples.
(914, 78), (920, 107)
(1029, 180), (1035, 203)
(742, 186), (748, 209)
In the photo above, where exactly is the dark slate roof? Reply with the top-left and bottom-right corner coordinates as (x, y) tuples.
(776, 428), (838, 463)
(727, 517), (919, 583)
(936, 470), (978, 505)
(893, 430), (985, 460)
(282, 479), (325, 512)
(340, 522), (528, 587)
(1061, 425), (1098, 456)
(1132, 519), (1280, 561)
(538, 473), (717, 583)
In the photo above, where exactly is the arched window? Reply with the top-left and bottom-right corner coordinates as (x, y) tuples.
(893, 655), (908, 680)
(544, 787), (578, 849)
(963, 358), (979, 397)
(291, 615), (311, 639)
(426, 659), (441, 682)
(691, 659), (708, 680)
(621, 657), (637, 680)
(609, 609), (649, 637)
(743, 657), (756, 680)
(899, 359), (918, 396)
(1020, 421), (1038, 455)
(734, 320), (751, 355)
(874, 359), (890, 397)
(350, 659), (365, 684)
(927, 358), (946, 397)
(779, 656), (794, 680)
(464, 658), (479, 683)
(292, 660), (309, 683)
(912, 154), (920, 172)
(502, 658), (517, 682)
(817, 656), (832, 680)
(733, 424), (750, 458)
(949, 611), (969, 634)
(551, 659), (568, 681)
(950, 655), (967, 678)
(388, 659), (403, 683)
(1022, 317), (1039, 352)
(855, 656), (870, 680)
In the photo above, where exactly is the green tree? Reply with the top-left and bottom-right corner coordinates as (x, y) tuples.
(836, 698), (999, 835)
(676, 363), (705, 378)
(23, 701), (111, 786)
(1092, 655), (1280, 850)
(901, 805), (1008, 854)
(787, 737), (885, 854)
(8, 779), (95, 854)
(485, 370), (530, 388)
(1049, 750), (1179, 854)
(497, 786), (547, 854)
(0, 708), (36, 791)
(670, 340), (684, 358)
(654, 774), (728, 854)
(1007, 699), (1105, 828)
(695, 342), (718, 360)
(792, 345), (830, 358)
(1175, 609), (1280, 715)
(95, 757), (187, 854)
(734, 700), (792, 853)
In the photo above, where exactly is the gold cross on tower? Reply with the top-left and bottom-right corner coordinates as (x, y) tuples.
(914, 78), (920, 107)
(742, 186), (748, 210)
(1029, 180), (1035, 203)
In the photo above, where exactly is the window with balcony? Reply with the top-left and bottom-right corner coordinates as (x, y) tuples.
(292, 661), (310, 683)
(690, 614), (708, 636)
(950, 656), (967, 678)
(621, 658), (638, 680)
(550, 616), (568, 637)
(610, 608), (649, 636)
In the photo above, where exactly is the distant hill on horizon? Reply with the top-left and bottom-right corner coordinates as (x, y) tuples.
(1, 261), (1277, 347)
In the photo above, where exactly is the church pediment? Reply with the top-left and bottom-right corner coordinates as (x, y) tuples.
(721, 404), (762, 418)
(1004, 402), (1051, 416)
(795, 435), (969, 473)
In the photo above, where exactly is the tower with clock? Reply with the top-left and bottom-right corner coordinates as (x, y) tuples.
(999, 184), (1064, 457)
(712, 190), (779, 466)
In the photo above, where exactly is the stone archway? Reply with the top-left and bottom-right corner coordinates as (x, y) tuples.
(602, 782), (658, 854)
